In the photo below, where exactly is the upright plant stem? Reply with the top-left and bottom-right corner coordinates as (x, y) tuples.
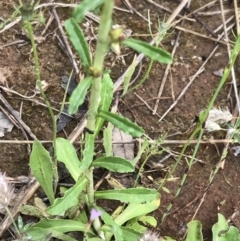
(87, 0), (114, 132)
(24, 21), (58, 193)
(83, 0), (114, 235)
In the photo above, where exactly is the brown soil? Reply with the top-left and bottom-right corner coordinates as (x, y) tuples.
(1, 0), (240, 240)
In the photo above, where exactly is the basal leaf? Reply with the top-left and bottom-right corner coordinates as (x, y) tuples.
(56, 138), (81, 182)
(95, 188), (159, 203)
(29, 140), (54, 204)
(97, 110), (144, 137)
(47, 176), (88, 215)
(114, 199), (160, 226)
(27, 219), (91, 236)
(64, 18), (91, 68)
(92, 156), (134, 173)
(68, 76), (92, 115)
(26, 227), (77, 241)
(123, 38), (172, 64)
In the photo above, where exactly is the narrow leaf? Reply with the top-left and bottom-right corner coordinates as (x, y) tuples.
(73, 0), (105, 23)
(123, 38), (172, 64)
(56, 138), (81, 182)
(79, 133), (94, 170)
(94, 73), (114, 138)
(95, 188), (159, 203)
(30, 140), (54, 204)
(123, 55), (137, 95)
(47, 176), (88, 215)
(68, 76), (92, 115)
(103, 127), (113, 156)
(64, 18), (91, 68)
(92, 156), (134, 173)
(27, 219), (91, 235)
(97, 110), (144, 137)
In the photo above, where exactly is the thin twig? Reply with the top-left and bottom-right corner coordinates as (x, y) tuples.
(51, 6), (79, 74)
(0, 138), (237, 145)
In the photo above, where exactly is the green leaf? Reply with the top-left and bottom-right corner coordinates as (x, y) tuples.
(126, 216), (157, 232)
(19, 205), (50, 219)
(26, 219), (92, 239)
(132, 138), (148, 166)
(122, 55), (137, 96)
(86, 238), (104, 241)
(73, 0), (105, 23)
(98, 207), (123, 241)
(92, 156), (134, 173)
(97, 110), (144, 137)
(26, 227), (77, 241)
(79, 133), (94, 170)
(56, 138), (81, 182)
(64, 18), (91, 68)
(29, 140), (54, 204)
(123, 38), (172, 64)
(68, 76), (92, 115)
(95, 188), (160, 203)
(114, 199), (160, 225)
(103, 127), (113, 156)
(47, 176), (88, 215)
(94, 73), (114, 138)
(186, 220), (203, 241)
(121, 227), (142, 241)
(212, 213), (240, 241)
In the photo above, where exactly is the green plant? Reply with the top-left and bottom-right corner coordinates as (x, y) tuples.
(15, 0), (172, 241)
(161, 213), (240, 241)
(160, 33), (240, 224)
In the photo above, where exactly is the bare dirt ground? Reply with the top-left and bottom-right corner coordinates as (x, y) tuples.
(1, 0), (240, 240)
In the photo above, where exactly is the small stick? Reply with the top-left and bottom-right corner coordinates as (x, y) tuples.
(51, 6), (79, 74)
(233, 0), (240, 35)
(177, 0), (218, 38)
(134, 92), (161, 118)
(152, 25), (181, 114)
(0, 138), (237, 145)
